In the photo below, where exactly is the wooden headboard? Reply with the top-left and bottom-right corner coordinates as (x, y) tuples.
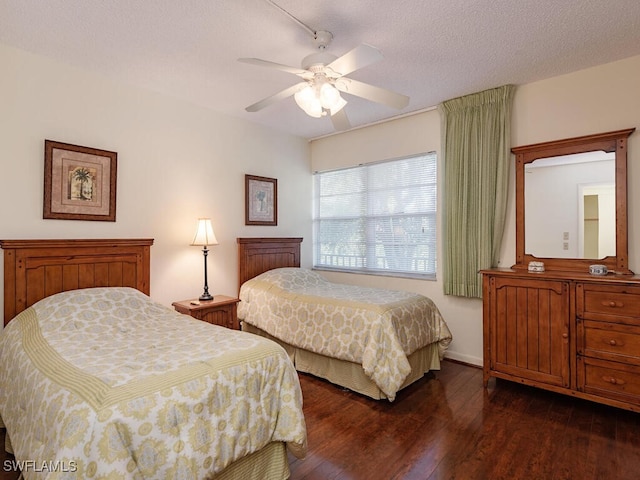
(1, 238), (153, 325)
(237, 237), (302, 292)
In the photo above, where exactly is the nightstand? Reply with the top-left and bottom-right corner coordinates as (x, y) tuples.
(172, 295), (241, 330)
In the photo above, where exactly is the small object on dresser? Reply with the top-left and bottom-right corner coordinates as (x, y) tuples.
(589, 264), (608, 276)
(528, 261), (545, 273)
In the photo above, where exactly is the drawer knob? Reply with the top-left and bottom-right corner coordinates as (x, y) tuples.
(609, 301), (617, 307)
(562, 333), (569, 339)
(609, 339), (618, 346)
(603, 376), (626, 386)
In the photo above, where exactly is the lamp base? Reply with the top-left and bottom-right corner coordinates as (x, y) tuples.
(199, 292), (214, 301)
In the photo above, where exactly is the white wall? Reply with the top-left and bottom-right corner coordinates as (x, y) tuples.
(311, 54), (640, 367)
(0, 43), (313, 317)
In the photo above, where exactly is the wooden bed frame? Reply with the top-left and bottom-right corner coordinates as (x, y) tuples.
(1, 238), (153, 325)
(237, 237), (302, 293)
(1, 237), (294, 479)
(236, 236), (444, 400)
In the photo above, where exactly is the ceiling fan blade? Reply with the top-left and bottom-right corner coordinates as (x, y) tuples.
(325, 44), (383, 77)
(245, 82), (307, 112)
(238, 58), (310, 77)
(331, 108), (351, 131)
(335, 78), (409, 110)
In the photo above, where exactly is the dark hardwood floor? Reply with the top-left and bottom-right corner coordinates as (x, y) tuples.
(2, 360), (639, 479)
(288, 360), (640, 480)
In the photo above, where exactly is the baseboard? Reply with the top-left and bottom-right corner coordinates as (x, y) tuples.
(443, 351), (482, 368)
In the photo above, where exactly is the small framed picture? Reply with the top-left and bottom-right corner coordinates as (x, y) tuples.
(245, 174), (277, 226)
(43, 140), (117, 222)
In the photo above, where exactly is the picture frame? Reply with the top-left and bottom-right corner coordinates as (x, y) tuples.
(245, 174), (277, 226)
(43, 140), (117, 222)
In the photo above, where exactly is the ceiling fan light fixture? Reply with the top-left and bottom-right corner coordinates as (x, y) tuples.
(319, 83), (346, 113)
(294, 85), (323, 117)
(240, 26), (408, 130)
(294, 81), (347, 118)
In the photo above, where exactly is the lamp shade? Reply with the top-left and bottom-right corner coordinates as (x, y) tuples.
(191, 218), (218, 246)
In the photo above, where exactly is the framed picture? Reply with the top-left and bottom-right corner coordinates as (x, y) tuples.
(43, 140), (117, 221)
(245, 174), (277, 226)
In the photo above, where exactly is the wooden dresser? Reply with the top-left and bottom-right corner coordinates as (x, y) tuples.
(482, 268), (640, 412)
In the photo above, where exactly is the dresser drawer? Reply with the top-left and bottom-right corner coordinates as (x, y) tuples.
(578, 283), (640, 324)
(578, 356), (640, 406)
(580, 320), (640, 365)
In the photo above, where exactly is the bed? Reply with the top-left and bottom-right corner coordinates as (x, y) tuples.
(237, 237), (452, 401)
(0, 239), (306, 480)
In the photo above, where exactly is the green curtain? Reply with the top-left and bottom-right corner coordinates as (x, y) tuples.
(440, 85), (515, 298)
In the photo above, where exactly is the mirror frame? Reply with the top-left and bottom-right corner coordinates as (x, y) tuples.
(512, 128), (635, 274)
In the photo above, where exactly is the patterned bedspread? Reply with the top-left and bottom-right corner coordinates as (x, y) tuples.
(0, 287), (306, 479)
(238, 268), (452, 401)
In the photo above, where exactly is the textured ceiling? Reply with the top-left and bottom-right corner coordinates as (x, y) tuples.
(2, 0), (640, 139)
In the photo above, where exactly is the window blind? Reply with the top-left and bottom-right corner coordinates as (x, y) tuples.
(313, 153), (437, 278)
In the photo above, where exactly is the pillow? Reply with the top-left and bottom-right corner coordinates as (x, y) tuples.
(254, 267), (328, 291)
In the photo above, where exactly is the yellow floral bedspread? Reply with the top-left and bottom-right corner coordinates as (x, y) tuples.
(0, 287), (306, 479)
(238, 268), (452, 401)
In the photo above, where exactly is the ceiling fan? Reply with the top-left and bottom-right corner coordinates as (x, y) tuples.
(238, 29), (409, 131)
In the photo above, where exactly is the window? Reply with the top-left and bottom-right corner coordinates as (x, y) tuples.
(313, 152), (437, 278)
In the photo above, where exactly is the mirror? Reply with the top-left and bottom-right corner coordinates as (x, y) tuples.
(524, 150), (616, 259)
(512, 128), (635, 274)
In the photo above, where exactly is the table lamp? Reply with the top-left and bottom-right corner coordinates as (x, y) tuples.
(191, 218), (218, 301)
